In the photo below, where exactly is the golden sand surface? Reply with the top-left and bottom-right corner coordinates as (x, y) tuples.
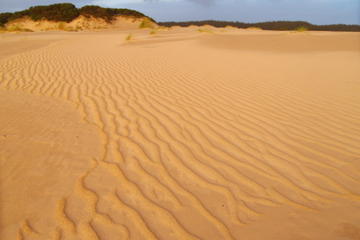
(1, 28), (360, 240)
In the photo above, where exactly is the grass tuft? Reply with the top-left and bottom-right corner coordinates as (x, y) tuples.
(139, 18), (155, 29)
(295, 26), (308, 32)
(6, 24), (33, 32)
(58, 22), (66, 30)
(125, 33), (133, 41)
(149, 29), (157, 35)
(247, 27), (262, 30)
(198, 28), (213, 33)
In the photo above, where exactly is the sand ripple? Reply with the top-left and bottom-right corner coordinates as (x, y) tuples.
(1, 30), (360, 240)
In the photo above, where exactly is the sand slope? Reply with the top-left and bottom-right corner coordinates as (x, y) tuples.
(1, 29), (360, 240)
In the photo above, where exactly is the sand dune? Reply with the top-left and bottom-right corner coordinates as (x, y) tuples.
(1, 28), (360, 240)
(4, 16), (154, 32)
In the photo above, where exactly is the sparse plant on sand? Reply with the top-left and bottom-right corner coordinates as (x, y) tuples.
(247, 27), (262, 30)
(6, 24), (33, 32)
(58, 22), (66, 30)
(125, 33), (133, 41)
(6, 24), (22, 31)
(65, 26), (77, 31)
(198, 28), (213, 33)
(139, 18), (155, 29)
(149, 29), (157, 35)
(295, 26), (308, 32)
(158, 26), (169, 31)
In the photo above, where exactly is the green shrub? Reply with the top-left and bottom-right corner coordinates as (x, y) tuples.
(6, 24), (33, 32)
(26, 3), (79, 22)
(80, 5), (112, 22)
(79, 5), (153, 23)
(125, 33), (133, 41)
(295, 26), (308, 32)
(149, 29), (157, 34)
(139, 18), (155, 29)
(58, 22), (66, 30)
(198, 28), (213, 33)
(247, 27), (262, 30)
(0, 12), (13, 26)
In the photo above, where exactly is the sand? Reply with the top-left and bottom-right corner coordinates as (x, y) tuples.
(4, 16), (153, 32)
(0, 28), (360, 240)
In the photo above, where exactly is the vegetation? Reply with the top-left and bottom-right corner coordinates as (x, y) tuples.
(149, 29), (157, 35)
(5, 24), (33, 32)
(125, 33), (133, 41)
(0, 3), (155, 27)
(79, 5), (151, 22)
(198, 28), (213, 33)
(247, 27), (262, 30)
(159, 20), (360, 32)
(3, 3), (79, 23)
(0, 12), (12, 26)
(139, 18), (155, 29)
(295, 26), (308, 32)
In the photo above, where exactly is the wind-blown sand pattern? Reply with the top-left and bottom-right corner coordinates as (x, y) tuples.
(1, 29), (360, 240)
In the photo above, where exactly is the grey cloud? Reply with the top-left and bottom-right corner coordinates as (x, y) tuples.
(186, 0), (215, 6)
(142, 0), (215, 6)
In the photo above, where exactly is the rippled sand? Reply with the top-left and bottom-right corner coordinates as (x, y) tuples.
(1, 28), (360, 240)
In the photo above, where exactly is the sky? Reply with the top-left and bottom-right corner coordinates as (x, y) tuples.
(0, 0), (359, 25)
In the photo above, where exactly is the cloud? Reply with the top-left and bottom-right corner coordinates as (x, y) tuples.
(92, 0), (143, 6)
(141, 0), (215, 6)
(187, 0), (215, 6)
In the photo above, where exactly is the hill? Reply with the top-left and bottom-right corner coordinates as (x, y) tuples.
(0, 3), (156, 31)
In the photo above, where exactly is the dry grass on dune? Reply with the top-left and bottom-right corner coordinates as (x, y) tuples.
(0, 29), (360, 240)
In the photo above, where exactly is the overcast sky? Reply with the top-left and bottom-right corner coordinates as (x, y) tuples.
(0, 0), (359, 24)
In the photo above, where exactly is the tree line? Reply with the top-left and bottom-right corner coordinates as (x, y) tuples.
(159, 20), (360, 32)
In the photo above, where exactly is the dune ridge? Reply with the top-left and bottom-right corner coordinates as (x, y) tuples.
(0, 3), (156, 32)
(2, 15), (155, 32)
(0, 29), (360, 240)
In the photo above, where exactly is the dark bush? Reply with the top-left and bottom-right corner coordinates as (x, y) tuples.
(80, 5), (154, 22)
(0, 12), (13, 26)
(6, 10), (29, 22)
(80, 5), (112, 21)
(253, 21), (312, 30)
(109, 8), (148, 19)
(24, 3), (79, 22)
